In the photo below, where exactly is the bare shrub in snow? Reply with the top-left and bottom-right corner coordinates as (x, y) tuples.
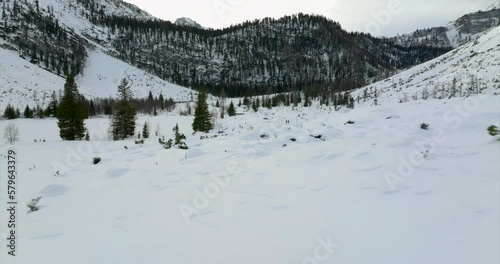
(3, 122), (21, 144)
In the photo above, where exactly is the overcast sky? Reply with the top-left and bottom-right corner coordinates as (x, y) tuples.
(123, 0), (495, 36)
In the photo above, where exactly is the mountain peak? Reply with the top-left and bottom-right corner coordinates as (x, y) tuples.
(175, 17), (203, 28)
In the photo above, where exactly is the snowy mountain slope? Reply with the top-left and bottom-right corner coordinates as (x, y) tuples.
(388, 5), (500, 48)
(0, 94), (498, 264)
(484, 1), (500, 11)
(0, 47), (195, 108)
(41, 0), (153, 28)
(352, 26), (500, 106)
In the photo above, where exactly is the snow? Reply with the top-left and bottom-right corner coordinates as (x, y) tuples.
(0, 48), (195, 108)
(0, 94), (499, 264)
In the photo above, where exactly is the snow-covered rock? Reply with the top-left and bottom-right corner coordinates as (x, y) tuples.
(175, 17), (203, 29)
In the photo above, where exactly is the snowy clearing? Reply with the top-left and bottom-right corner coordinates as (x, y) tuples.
(0, 95), (499, 264)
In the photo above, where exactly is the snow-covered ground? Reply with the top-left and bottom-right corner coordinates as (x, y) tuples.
(0, 94), (498, 264)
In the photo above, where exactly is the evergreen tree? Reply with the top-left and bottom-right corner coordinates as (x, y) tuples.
(46, 91), (58, 117)
(220, 88), (226, 119)
(3, 104), (17, 119)
(243, 96), (251, 107)
(192, 89), (213, 133)
(252, 98), (260, 112)
(142, 121), (150, 139)
(159, 93), (165, 110)
(228, 101), (236, 116)
(57, 73), (87, 140)
(174, 123), (188, 149)
(24, 105), (34, 118)
(89, 99), (96, 117)
(111, 78), (137, 140)
(35, 105), (44, 119)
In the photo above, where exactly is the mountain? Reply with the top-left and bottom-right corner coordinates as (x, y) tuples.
(0, 46), (195, 108)
(0, 0), (450, 103)
(387, 5), (500, 48)
(352, 26), (500, 105)
(175, 17), (203, 29)
(0, 0), (196, 108)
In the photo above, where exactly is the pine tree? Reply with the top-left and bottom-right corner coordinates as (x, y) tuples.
(192, 89), (213, 133)
(220, 88), (226, 119)
(252, 98), (260, 112)
(3, 104), (17, 119)
(57, 73), (87, 140)
(24, 105), (34, 118)
(159, 93), (165, 110)
(46, 91), (58, 117)
(89, 99), (96, 117)
(111, 78), (137, 140)
(174, 123), (188, 149)
(228, 101), (236, 116)
(142, 121), (150, 139)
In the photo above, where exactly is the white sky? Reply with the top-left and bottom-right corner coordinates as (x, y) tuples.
(123, 0), (495, 36)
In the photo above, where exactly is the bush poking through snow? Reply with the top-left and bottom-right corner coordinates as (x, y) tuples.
(27, 196), (42, 212)
(421, 123), (430, 130)
(3, 122), (21, 145)
(159, 137), (174, 149)
(487, 125), (499, 140)
(159, 124), (188, 150)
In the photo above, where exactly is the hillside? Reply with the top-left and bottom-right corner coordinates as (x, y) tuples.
(0, 47), (195, 109)
(387, 6), (500, 48)
(352, 26), (500, 106)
